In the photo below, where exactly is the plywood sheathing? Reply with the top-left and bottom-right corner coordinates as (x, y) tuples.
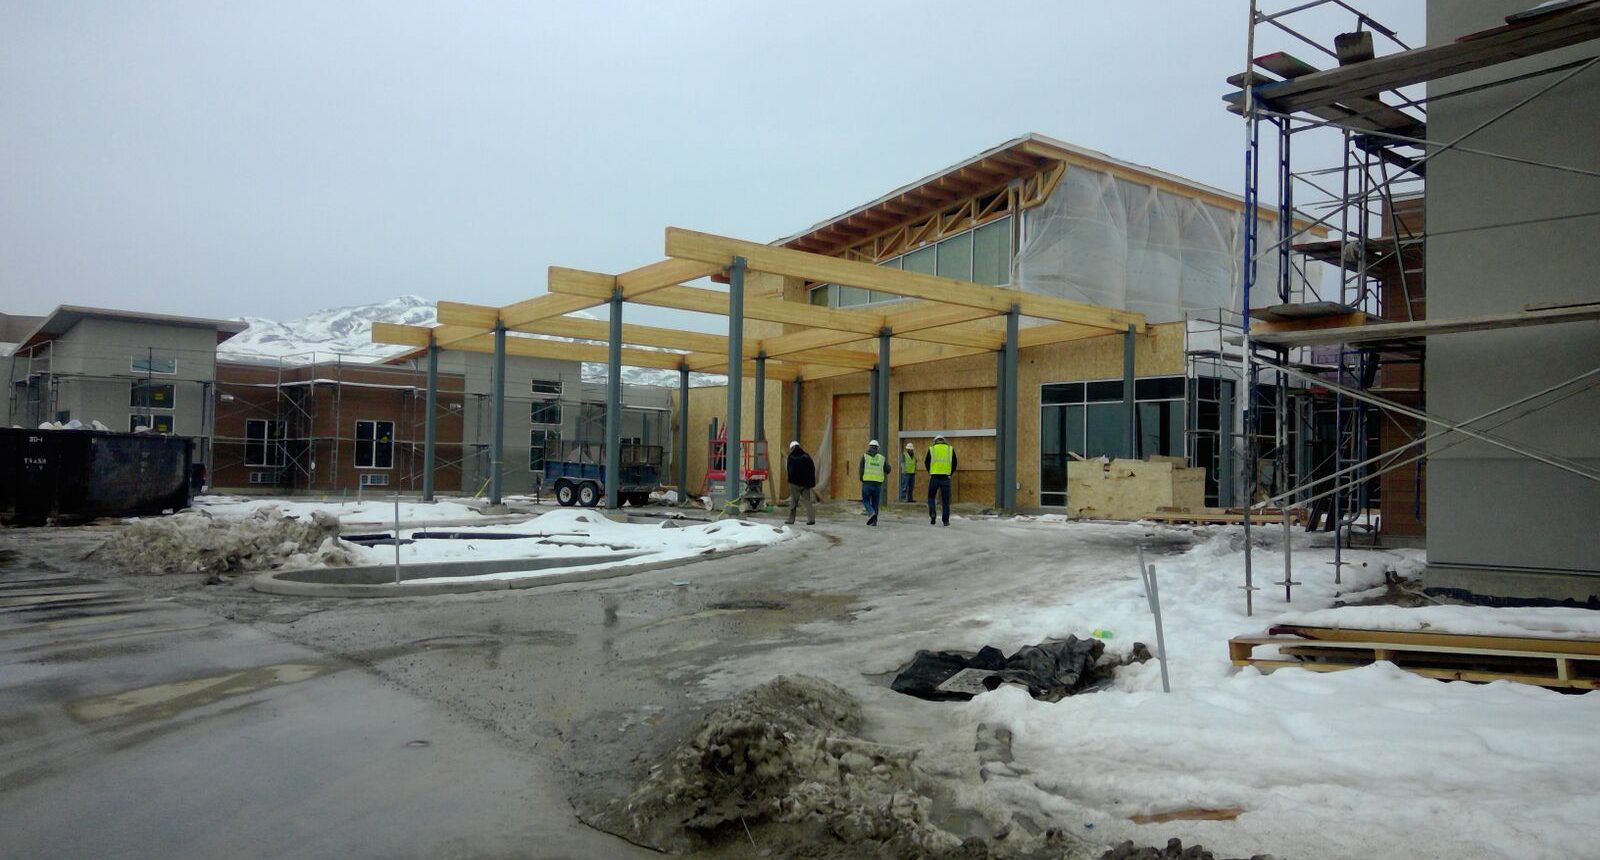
(1065, 458), (1206, 520)
(784, 321), (1187, 509)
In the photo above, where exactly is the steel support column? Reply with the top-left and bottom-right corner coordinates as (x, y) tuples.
(994, 347), (1007, 508)
(422, 338), (438, 501)
(754, 352), (766, 443)
(605, 287), (623, 509)
(1002, 307), (1019, 513)
(724, 257), (746, 510)
(1123, 324), (1137, 459)
(791, 376), (802, 445)
(876, 328), (891, 448)
(490, 321), (506, 505)
(867, 368), (879, 446)
(677, 364), (689, 507)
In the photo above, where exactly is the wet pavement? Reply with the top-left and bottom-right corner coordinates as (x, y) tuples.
(0, 503), (1183, 858)
(0, 529), (653, 860)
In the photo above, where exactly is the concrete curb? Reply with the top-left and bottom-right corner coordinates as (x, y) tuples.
(250, 543), (766, 599)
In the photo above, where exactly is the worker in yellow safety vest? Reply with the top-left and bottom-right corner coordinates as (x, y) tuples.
(924, 435), (957, 526)
(858, 439), (889, 526)
(899, 442), (917, 503)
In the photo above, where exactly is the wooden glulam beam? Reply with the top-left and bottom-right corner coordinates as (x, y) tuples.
(680, 355), (801, 381)
(665, 226), (1145, 331)
(1016, 321), (1112, 349)
(374, 322), (691, 371)
(619, 285), (888, 336)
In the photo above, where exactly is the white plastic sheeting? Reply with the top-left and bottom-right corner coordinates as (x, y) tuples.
(1016, 166), (1287, 323)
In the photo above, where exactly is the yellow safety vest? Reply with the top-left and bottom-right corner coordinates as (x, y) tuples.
(862, 452), (886, 482)
(902, 451), (916, 473)
(929, 443), (954, 476)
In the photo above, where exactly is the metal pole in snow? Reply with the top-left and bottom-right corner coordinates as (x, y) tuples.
(1138, 545), (1171, 694)
(393, 493), (402, 585)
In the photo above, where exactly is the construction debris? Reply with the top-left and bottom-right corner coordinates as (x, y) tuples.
(1229, 624), (1600, 691)
(1100, 838), (1277, 860)
(891, 637), (1149, 702)
(95, 508), (356, 579)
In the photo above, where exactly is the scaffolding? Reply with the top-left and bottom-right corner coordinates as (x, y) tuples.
(1230, 0), (1600, 613)
(211, 352), (466, 496)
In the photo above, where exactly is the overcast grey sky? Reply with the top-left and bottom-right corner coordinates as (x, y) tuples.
(1, 1), (1424, 329)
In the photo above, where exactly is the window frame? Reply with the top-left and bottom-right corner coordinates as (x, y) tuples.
(1036, 375), (1191, 507)
(529, 427), (561, 472)
(354, 419), (395, 470)
(129, 413), (175, 434)
(244, 418), (285, 467)
(129, 380), (177, 410)
(131, 356), (177, 375)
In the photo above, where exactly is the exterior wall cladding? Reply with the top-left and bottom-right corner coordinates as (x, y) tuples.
(6, 317), (221, 450)
(1423, 1), (1600, 600)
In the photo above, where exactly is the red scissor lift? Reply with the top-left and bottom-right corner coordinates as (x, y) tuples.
(701, 425), (769, 512)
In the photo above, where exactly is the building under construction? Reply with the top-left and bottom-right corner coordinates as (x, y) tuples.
(1225, 0), (1600, 604)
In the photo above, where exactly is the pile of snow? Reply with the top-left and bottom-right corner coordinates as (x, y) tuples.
(608, 675), (1077, 858)
(386, 509), (794, 583)
(96, 508), (355, 578)
(1276, 604), (1600, 640)
(192, 495), (484, 525)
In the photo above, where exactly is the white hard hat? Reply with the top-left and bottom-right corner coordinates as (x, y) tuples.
(905, 442), (914, 449)
(934, 435), (946, 443)
(789, 440), (800, 449)
(868, 439), (880, 447)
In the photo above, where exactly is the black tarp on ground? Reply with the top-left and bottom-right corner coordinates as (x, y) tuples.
(890, 636), (1113, 702)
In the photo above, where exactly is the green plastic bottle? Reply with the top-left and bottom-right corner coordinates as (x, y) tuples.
(1091, 628), (1115, 640)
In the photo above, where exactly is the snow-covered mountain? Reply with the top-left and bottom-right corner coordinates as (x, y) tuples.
(220, 295), (436, 363)
(219, 296), (723, 388)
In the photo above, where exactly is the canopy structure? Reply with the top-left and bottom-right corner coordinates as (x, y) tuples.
(373, 226), (1146, 512)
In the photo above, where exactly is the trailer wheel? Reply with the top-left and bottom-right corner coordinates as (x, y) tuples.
(577, 482), (600, 507)
(554, 480), (577, 507)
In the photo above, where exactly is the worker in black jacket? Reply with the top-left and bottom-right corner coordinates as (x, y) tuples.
(784, 441), (816, 526)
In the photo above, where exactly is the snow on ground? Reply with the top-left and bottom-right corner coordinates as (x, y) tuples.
(692, 516), (1596, 860)
(1276, 603), (1600, 639)
(192, 495), (485, 525)
(351, 509), (794, 584)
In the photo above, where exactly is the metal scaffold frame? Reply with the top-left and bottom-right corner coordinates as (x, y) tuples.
(1231, 0), (1600, 614)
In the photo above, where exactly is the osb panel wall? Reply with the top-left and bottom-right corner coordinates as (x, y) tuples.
(671, 378), (788, 497)
(795, 320), (1186, 509)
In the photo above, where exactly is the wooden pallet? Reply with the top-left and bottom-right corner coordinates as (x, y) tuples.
(1145, 506), (1306, 526)
(1229, 625), (1600, 690)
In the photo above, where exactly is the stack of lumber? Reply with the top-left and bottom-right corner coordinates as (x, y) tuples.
(1229, 624), (1600, 691)
(1145, 506), (1306, 526)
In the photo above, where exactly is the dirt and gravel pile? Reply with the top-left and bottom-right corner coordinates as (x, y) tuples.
(1100, 839), (1277, 860)
(608, 675), (1088, 859)
(96, 508), (358, 578)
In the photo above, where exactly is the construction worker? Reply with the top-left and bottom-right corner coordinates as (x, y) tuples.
(925, 434), (956, 526)
(784, 441), (816, 526)
(899, 442), (917, 503)
(858, 439), (889, 526)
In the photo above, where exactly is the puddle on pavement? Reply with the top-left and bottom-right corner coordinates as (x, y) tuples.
(67, 662), (335, 723)
(705, 598), (788, 611)
(0, 591), (119, 608)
